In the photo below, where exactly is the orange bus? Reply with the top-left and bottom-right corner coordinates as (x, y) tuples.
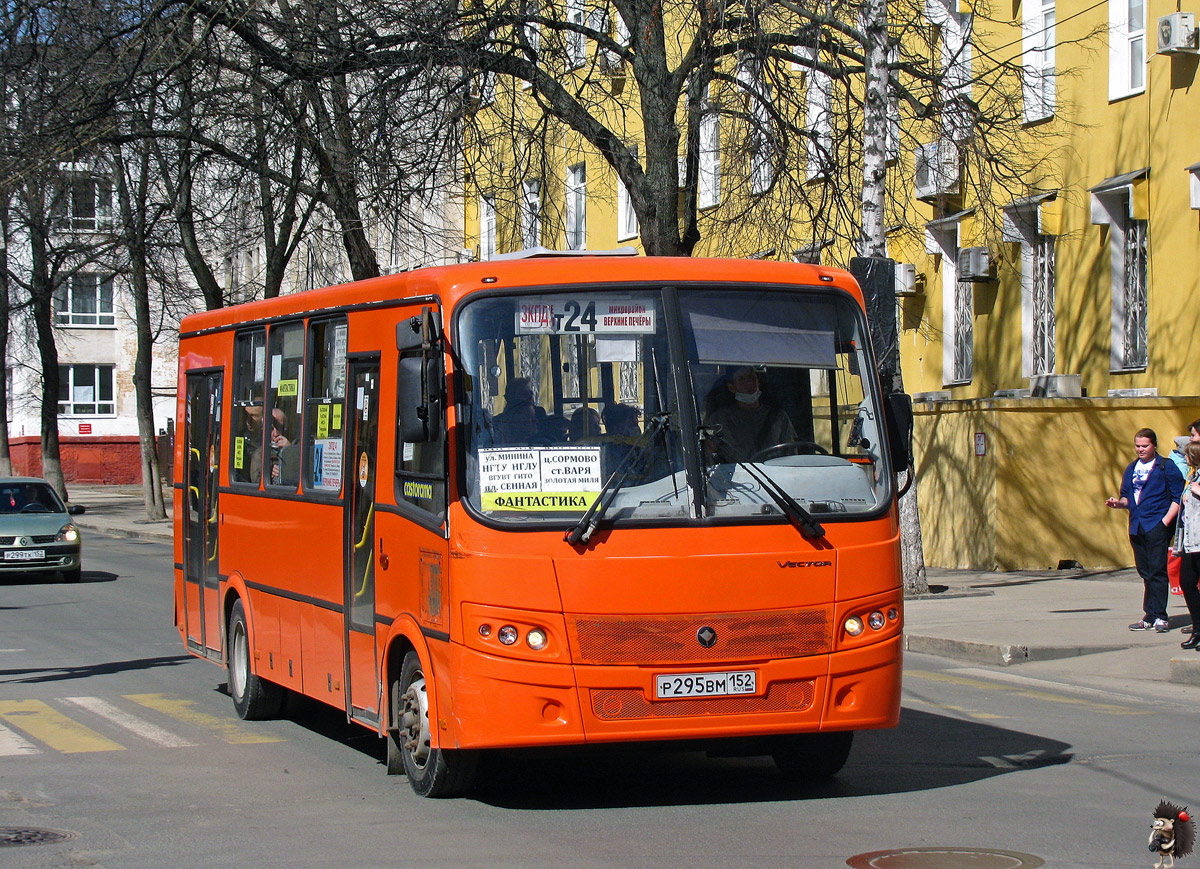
(173, 252), (913, 796)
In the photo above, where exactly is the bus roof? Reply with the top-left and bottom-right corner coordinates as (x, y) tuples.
(178, 256), (865, 336)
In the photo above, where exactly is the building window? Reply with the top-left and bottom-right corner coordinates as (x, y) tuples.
(1109, 0), (1145, 99)
(1022, 0), (1056, 121)
(520, 180), (541, 249)
(53, 273), (115, 327)
(699, 89), (721, 208)
(803, 47), (833, 178)
(927, 218), (972, 385)
(616, 147), (639, 240)
(58, 364), (115, 416)
(566, 0), (586, 68)
(1003, 197), (1058, 377)
(54, 173), (113, 232)
(739, 62), (775, 194)
(1091, 177), (1149, 370)
(479, 194), (496, 261)
(565, 162), (587, 250)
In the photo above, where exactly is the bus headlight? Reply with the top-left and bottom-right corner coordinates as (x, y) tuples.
(844, 616), (864, 637)
(56, 524), (78, 543)
(498, 625), (518, 646)
(868, 611), (885, 630)
(526, 628), (548, 650)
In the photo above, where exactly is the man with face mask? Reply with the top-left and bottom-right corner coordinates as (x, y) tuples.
(704, 366), (796, 463)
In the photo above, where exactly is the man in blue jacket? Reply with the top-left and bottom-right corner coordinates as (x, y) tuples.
(1106, 428), (1185, 631)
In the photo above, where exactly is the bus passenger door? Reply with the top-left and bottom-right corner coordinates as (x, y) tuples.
(183, 370), (223, 660)
(344, 358), (381, 724)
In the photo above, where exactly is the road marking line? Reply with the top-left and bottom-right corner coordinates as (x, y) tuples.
(905, 669), (1150, 715)
(0, 700), (124, 753)
(61, 697), (196, 748)
(123, 693), (282, 744)
(906, 697), (1009, 720)
(0, 721), (39, 756)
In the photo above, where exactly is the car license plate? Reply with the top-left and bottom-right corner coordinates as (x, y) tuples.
(4, 550), (44, 561)
(655, 670), (756, 699)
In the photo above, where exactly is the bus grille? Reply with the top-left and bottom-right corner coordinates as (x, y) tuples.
(590, 679), (816, 720)
(566, 608), (832, 664)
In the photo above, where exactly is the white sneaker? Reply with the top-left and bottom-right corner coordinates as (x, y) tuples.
(1154, 619), (1171, 633)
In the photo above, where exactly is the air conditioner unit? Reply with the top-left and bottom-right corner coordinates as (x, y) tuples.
(1030, 374), (1082, 398)
(914, 141), (959, 200)
(957, 246), (994, 281)
(895, 263), (919, 296)
(1158, 12), (1198, 54)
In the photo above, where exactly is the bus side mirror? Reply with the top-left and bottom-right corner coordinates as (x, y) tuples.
(884, 392), (913, 470)
(397, 308), (444, 444)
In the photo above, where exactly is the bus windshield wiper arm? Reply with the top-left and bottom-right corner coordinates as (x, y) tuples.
(737, 461), (825, 540)
(565, 413), (671, 546)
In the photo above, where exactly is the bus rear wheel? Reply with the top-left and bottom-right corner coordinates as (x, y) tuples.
(388, 651), (477, 797)
(771, 731), (853, 780)
(227, 599), (283, 720)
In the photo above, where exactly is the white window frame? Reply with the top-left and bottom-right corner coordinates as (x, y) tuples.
(738, 61), (775, 195)
(698, 88), (721, 209)
(616, 146), (639, 241)
(803, 46), (833, 179)
(1091, 180), (1149, 371)
(1187, 161), (1200, 209)
(54, 272), (116, 328)
(1109, 0), (1146, 100)
(520, 179), (541, 249)
(479, 194), (496, 261)
(566, 0), (586, 69)
(926, 218), (972, 386)
(58, 364), (116, 417)
(1003, 198), (1057, 377)
(1022, 0), (1056, 121)
(565, 162), (587, 250)
(55, 172), (113, 233)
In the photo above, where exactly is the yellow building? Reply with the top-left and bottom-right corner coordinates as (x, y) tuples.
(461, 1), (1200, 570)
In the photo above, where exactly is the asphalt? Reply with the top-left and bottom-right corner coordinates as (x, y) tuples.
(63, 484), (1200, 690)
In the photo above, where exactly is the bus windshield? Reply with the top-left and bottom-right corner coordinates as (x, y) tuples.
(457, 284), (891, 526)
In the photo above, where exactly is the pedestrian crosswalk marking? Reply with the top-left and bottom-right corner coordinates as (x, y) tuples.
(62, 696), (196, 748)
(0, 721), (39, 756)
(0, 699), (124, 753)
(124, 693), (282, 744)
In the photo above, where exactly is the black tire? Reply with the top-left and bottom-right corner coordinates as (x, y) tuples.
(227, 598), (283, 720)
(771, 731), (853, 780)
(389, 650), (477, 797)
(62, 568), (81, 583)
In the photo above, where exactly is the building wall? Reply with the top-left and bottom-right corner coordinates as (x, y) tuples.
(9, 436), (144, 484)
(915, 398), (1200, 569)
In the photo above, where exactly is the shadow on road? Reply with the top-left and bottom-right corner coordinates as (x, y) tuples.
(267, 701), (1073, 810)
(0, 654), (196, 684)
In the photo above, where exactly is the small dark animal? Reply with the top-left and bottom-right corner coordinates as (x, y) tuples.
(1151, 800), (1196, 868)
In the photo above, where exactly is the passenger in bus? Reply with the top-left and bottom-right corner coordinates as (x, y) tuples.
(251, 408), (293, 484)
(493, 378), (547, 444)
(704, 366), (796, 462)
(569, 407), (602, 442)
(537, 414), (570, 444)
(602, 403), (641, 439)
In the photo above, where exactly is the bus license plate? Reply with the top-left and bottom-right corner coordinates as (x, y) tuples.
(655, 670), (756, 700)
(4, 550), (44, 561)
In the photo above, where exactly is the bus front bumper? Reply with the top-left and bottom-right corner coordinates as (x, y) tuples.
(436, 636), (901, 750)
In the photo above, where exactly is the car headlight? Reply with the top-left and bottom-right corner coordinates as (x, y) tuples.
(56, 524), (79, 543)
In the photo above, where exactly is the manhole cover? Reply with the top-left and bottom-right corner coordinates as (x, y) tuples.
(847, 847), (1045, 868)
(0, 826), (77, 847)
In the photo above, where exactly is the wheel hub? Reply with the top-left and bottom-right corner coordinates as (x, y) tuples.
(399, 679), (431, 768)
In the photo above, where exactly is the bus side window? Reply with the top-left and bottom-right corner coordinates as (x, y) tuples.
(304, 318), (347, 495)
(395, 325), (446, 523)
(265, 321), (304, 490)
(230, 329), (266, 486)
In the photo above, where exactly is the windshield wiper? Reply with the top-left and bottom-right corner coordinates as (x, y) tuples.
(565, 413), (671, 546)
(733, 461), (826, 540)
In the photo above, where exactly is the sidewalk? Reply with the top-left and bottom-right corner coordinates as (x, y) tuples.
(63, 484), (1200, 688)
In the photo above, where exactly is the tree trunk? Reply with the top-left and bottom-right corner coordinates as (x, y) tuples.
(860, 0), (928, 595)
(0, 193), (13, 476)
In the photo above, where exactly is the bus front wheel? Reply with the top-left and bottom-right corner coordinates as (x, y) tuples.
(389, 651), (477, 797)
(771, 731), (853, 780)
(227, 599), (283, 720)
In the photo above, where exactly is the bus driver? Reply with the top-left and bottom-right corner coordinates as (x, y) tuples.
(704, 366), (796, 463)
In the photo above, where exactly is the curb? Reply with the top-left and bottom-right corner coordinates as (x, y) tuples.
(904, 633), (1133, 667)
(1169, 656), (1200, 685)
(75, 520), (172, 544)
